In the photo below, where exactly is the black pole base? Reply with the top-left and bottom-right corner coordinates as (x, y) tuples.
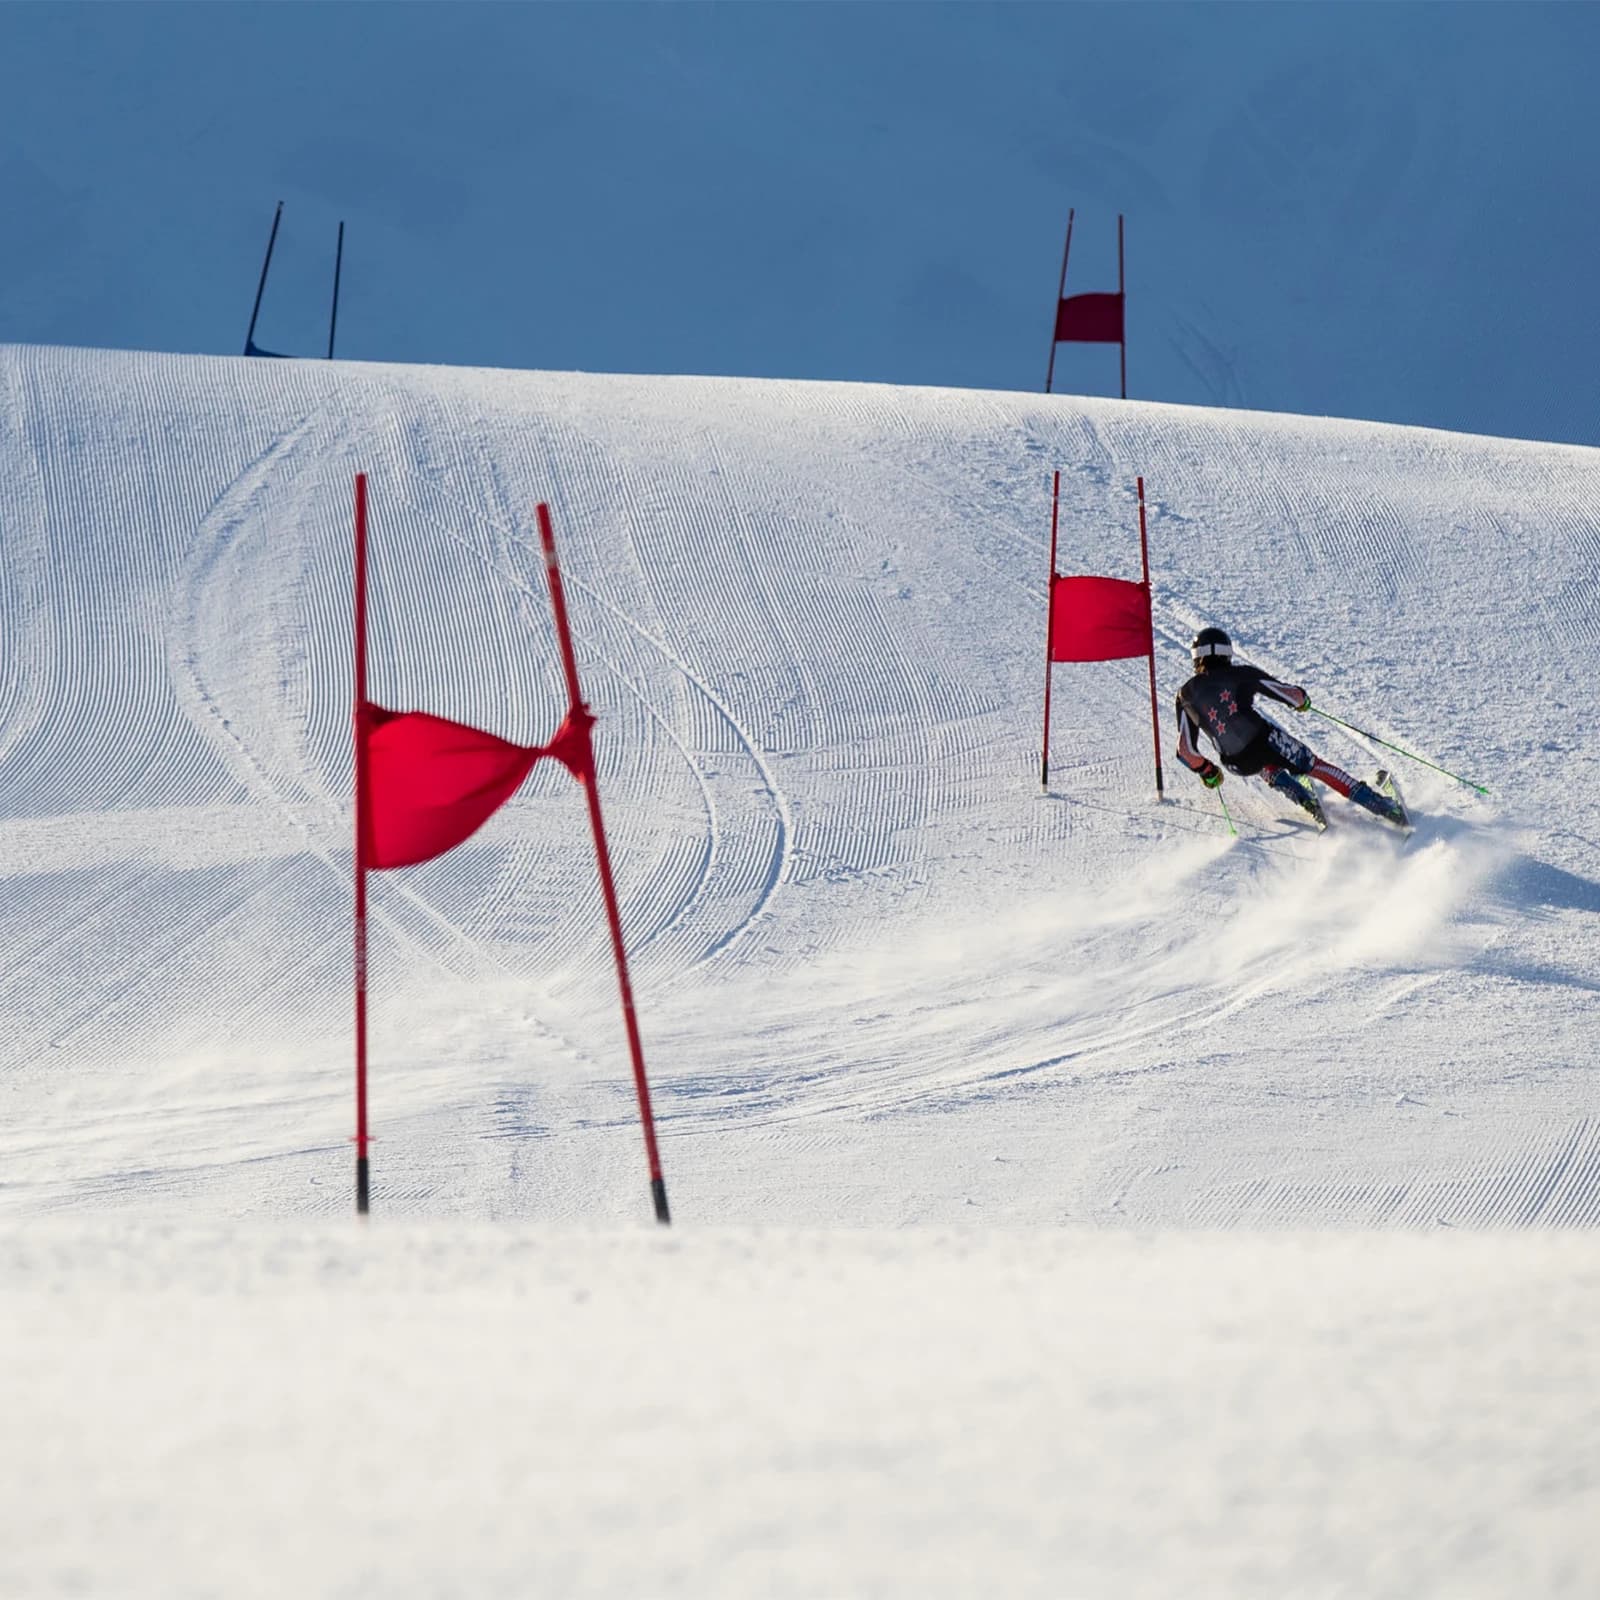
(1041, 757), (1049, 790)
(651, 1177), (671, 1226)
(356, 1155), (370, 1216)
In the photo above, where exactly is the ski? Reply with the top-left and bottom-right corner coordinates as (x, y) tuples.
(1372, 769), (1412, 831)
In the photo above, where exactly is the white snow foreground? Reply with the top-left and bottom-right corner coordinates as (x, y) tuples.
(4, 1224), (1599, 1599)
(2, 344), (1599, 1592)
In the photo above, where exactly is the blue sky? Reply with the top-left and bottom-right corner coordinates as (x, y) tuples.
(2, 1), (1595, 444)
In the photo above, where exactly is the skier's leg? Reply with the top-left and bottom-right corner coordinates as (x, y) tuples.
(1263, 722), (1356, 795)
(1265, 723), (1318, 779)
(1307, 756), (1356, 797)
(1264, 764), (1302, 800)
(1263, 762), (1326, 824)
(1267, 722), (1403, 825)
(1304, 748), (1402, 822)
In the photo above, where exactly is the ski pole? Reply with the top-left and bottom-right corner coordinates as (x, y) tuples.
(1308, 706), (1488, 795)
(1216, 784), (1237, 837)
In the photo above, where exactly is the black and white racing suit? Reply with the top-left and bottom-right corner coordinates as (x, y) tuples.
(1174, 661), (1356, 795)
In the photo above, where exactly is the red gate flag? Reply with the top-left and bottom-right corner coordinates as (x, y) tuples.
(1049, 575), (1152, 663)
(351, 474), (671, 1226)
(362, 704), (591, 870)
(1054, 292), (1124, 345)
(1040, 472), (1164, 797)
(1044, 209), (1127, 399)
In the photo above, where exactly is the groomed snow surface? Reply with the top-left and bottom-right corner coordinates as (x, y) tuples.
(8, 1226), (1599, 1600)
(3, 345), (1599, 1594)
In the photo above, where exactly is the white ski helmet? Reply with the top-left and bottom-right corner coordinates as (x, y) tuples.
(1191, 626), (1233, 667)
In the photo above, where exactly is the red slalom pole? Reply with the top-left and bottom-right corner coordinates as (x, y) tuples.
(1044, 208), (1075, 395)
(353, 473), (372, 1215)
(536, 503), (671, 1226)
(1041, 469), (1061, 788)
(1137, 476), (1163, 799)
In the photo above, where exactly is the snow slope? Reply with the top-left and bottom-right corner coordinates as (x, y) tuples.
(4, 344), (1600, 1595)
(1, 342), (1597, 1227)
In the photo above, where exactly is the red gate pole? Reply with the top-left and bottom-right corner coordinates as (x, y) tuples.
(536, 503), (671, 1226)
(1041, 469), (1061, 789)
(1044, 209), (1075, 395)
(1137, 476), (1163, 799)
(353, 473), (372, 1215)
(1118, 214), (1127, 401)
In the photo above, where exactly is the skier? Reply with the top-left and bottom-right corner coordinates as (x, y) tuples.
(1175, 627), (1406, 828)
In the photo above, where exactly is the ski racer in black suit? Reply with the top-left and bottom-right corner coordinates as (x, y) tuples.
(1175, 628), (1405, 826)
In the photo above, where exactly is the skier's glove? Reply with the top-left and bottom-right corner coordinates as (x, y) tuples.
(1295, 695), (1312, 713)
(1200, 762), (1224, 789)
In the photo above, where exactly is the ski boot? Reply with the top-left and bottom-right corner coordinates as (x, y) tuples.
(1350, 771), (1410, 829)
(1268, 767), (1328, 829)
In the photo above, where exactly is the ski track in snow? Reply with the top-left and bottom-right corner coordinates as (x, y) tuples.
(1, 346), (1598, 1224)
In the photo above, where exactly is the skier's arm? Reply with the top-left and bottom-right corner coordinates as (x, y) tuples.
(1257, 675), (1311, 712)
(1175, 696), (1220, 782)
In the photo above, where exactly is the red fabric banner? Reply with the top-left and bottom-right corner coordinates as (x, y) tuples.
(1049, 575), (1152, 663)
(1054, 291), (1124, 344)
(363, 705), (591, 870)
